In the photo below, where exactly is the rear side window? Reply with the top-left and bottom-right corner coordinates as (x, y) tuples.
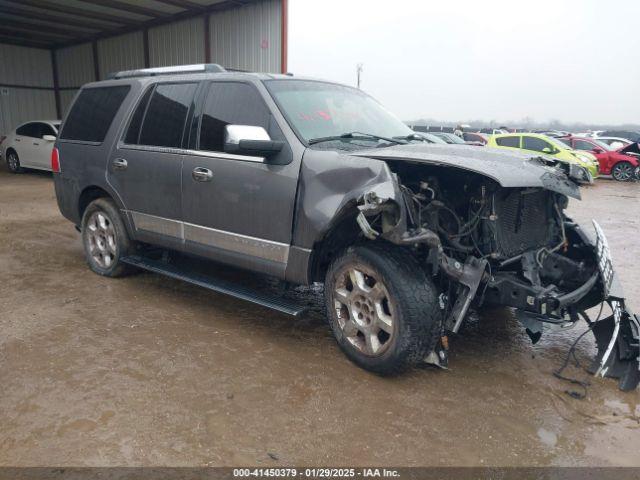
(496, 136), (520, 148)
(138, 83), (197, 148)
(61, 86), (130, 143)
(199, 82), (271, 152)
(523, 136), (551, 152)
(16, 123), (39, 138)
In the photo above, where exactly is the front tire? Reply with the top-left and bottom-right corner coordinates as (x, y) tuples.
(6, 150), (23, 173)
(324, 243), (441, 375)
(611, 162), (634, 182)
(81, 198), (136, 277)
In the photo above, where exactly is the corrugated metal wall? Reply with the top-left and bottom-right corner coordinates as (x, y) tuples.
(1, 0), (283, 135)
(149, 17), (205, 67)
(210, 0), (281, 72)
(56, 43), (96, 115)
(98, 32), (146, 80)
(57, 44), (94, 88)
(0, 44), (56, 136)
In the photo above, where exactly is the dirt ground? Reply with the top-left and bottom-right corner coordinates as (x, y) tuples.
(0, 166), (638, 467)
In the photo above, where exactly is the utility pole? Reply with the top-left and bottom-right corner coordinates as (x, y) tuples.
(357, 63), (363, 89)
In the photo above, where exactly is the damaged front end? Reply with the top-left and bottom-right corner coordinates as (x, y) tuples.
(354, 158), (639, 391)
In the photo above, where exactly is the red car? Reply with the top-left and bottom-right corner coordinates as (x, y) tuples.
(560, 136), (640, 181)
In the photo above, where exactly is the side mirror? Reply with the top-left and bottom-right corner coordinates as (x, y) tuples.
(593, 147), (604, 154)
(223, 125), (283, 158)
(43, 135), (56, 142)
(542, 147), (553, 154)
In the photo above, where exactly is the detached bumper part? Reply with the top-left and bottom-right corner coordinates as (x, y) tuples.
(586, 221), (639, 391)
(590, 304), (640, 391)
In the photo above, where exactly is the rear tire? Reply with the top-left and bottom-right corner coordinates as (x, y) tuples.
(6, 150), (23, 173)
(611, 162), (634, 182)
(324, 242), (441, 375)
(81, 198), (136, 277)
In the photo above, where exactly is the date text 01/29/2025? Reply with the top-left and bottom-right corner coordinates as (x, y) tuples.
(232, 468), (401, 478)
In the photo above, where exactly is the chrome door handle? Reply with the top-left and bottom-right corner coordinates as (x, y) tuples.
(192, 167), (213, 182)
(112, 158), (128, 170)
(33, 142), (40, 146)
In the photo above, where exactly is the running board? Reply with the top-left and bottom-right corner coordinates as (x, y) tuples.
(121, 255), (308, 317)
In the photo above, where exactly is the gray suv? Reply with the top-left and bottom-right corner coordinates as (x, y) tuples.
(53, 64), (639, 390)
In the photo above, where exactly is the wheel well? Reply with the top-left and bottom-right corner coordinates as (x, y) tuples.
(78, 186), (112, 219)
(6, 147), (16, 157)
(309, 209), (363, 283)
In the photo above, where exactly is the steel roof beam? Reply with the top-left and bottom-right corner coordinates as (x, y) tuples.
(0, 5), (116, 31)
(3, 0), (139, 26)
(75, 0), (170, 18)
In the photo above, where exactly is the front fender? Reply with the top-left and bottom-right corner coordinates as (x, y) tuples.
(292, 148), (402, 249)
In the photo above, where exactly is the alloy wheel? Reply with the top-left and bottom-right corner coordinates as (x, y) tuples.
(86, 211), (118, 269)
(7, 153), (19, 172)
(332, 265), (396, 356)
(613, 163), (634, 181)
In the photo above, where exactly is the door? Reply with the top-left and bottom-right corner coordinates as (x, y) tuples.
(181, 81), (299, 277)
(107, 82), (198, 249)
(32, 122), (57, 169)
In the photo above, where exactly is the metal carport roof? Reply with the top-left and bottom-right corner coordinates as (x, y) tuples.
(0, 0), (282, 50)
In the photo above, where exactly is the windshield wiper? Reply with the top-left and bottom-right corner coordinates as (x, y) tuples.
(308, 131), (407, 146)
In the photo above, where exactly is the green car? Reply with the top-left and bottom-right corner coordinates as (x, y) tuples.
(486, 133), (600, 179)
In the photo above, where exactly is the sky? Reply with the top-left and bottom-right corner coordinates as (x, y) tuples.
(288, 0), (640, 125)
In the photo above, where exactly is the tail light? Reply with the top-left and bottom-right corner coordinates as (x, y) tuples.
(51, 147), (61, 173)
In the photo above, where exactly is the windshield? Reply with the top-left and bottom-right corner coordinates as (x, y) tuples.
(592, 139), (613, 151)
(265, 80), (413, 145)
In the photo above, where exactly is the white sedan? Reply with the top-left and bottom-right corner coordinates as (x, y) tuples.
(1, 120), (60, 173)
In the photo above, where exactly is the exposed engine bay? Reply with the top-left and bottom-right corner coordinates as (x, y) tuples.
(355, 162), (640, 392)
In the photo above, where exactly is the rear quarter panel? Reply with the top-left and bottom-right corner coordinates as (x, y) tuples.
(53, 81), (142, 228)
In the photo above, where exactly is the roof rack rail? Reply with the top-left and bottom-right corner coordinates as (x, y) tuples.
(108, 63), (226, 80)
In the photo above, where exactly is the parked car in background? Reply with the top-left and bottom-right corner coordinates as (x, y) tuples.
(533, 130), (569, 138)
(597, 137), (633, 150)
(414, 132), (448, 144)
(486, 133), (600, 179)
(1, 120), (61, 173)
(479, 128), (507, 135)
(462, 132), (488, 145)
(430, 131), (466, 144)
(431, 131), (482, 146)
(575, 130), (604, 138)
(601, 131), (640, 142)
(559, 136), (640, 181)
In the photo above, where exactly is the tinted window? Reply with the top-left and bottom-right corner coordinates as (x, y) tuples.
(139, 83), (197, 148)
(61, 86), (130, 143)
(16, 123), (39, 138)
(496, 136), (520, 148)
(523, 136), (551, 152)
(574, 140), (595, 151)
(124, 86), (154, 145)
(558, 138), (571, 147)
(199, 82), (271, 152)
